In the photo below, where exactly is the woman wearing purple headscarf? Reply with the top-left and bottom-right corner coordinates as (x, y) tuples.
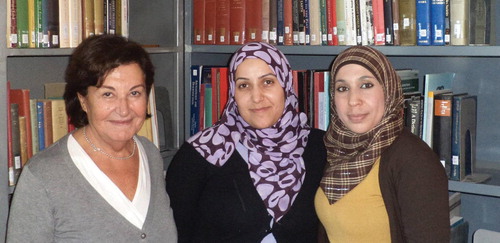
(166, 42), (327, 242)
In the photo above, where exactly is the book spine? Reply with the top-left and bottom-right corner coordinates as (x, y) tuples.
(292, 0), (300, 44)
(68, 0), (82, 47)
(336, 0), (346, 45)
(83, 0), (95, 38)
(392, 0), (400, 45)
(283, 0), (293, 45)
(42, 100), (53, 148)
(216, 0), (231, 44)
(319, 0), (328, 45)
(19, 117), (28, 166)
(450, 95), (461, 180)
(51, 99), (68, 142)
(416, 0), (431, 45)
(449, 0), (469, 45)
(277, 0), (285, 44)
(303, 0), (310, 45)
(262, 0), (270, 43)
(298, 0), (306, 44)
(205, 0), (217, 44)
(399, 0), (417, 45)
(433, 93), (453, 177)
(94, 0), (105, 35)
(308, 0), (321, 45)
(383, 0), (395, 45)
(59, 0), (70, 48)
(9, 0), (19, 48)
(230, 0), (246, 44)
(30, 99), (39, 155)
(36, 101), (45, 151)
(10, 103), (22, 185)
(326, 0), (338, 45)
(190, 66), (200, 136)
(193, 0), (206, 44)
(17, 0), (30, 48)
(28, 0), (35, 47)
(430, 0), (445, 45)
(269, 0), (278, 44)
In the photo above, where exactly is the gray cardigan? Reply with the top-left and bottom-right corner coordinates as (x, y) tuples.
(7, 134), (177, 242)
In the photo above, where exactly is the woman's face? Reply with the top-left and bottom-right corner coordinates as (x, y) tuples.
(334, 64), (385, 134)
(78, 63), (148, 144)
(234, 58), (285, 129)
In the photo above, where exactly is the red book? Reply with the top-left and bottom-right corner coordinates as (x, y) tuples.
(245, 0), (262, 42)
(216, 0), (230, 44)
(205, 0), (217, 44)
(218, 67), (229, 116)
(372, 0), (386, 45)
(230, 0), (246, 44)
(211, 67), (219, 123)
(313, 71), (323, 128)
(193, 0), (206, 44)
(326, 0), (338, 45)
(283, 0), (293, 45)
(9, 89), (33, 159)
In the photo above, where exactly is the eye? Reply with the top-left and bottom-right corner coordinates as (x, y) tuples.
(263, 79), (274, 85)
(131, 90), (141, 96)
(336, 86), (348, 92)
(103, 92), (113, 97)
(237, 83), (249, 89)
(361, 82), (374, 89)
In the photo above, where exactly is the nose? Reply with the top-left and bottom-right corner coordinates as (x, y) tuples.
(348, 89), (362, 106)
(251, 86), (264, 103)
(116, 97), (131, 116)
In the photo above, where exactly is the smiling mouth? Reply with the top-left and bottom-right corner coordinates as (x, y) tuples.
(348, 114), (367, 122)
(251, 107), (270, 113)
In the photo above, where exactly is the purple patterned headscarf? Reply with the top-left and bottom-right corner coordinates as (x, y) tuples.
(188, 42), (311, 222)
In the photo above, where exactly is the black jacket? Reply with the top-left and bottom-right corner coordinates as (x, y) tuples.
(166, 129), (327, 243)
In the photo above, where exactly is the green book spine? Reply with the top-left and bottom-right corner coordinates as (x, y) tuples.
(16, 0), (30, 48)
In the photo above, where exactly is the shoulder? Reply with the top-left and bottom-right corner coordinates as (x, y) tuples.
(307, 128), (326, 146)
(381, 128), (442, 172)
(25, 134), (71, 175)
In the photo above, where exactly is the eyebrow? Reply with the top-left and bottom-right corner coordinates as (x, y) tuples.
(100, 84), (146, 90)
(235, 72), (276, 82)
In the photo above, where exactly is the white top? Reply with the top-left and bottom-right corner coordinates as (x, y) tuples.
(67, 135), (151, 229)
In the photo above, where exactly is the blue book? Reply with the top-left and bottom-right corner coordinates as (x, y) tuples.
(416, 0), (431, 45)
(430, 0), (446, 45)
(450, 95), (477, 181)
(303, 0), (311, 45)
(190, 65), (201, 136)
(36, 101), (45, 151)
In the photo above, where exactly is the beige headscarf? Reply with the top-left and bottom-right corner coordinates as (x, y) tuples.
(321, 46), (405, 204)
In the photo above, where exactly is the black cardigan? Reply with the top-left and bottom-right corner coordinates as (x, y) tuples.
(166, 129), (327, 243)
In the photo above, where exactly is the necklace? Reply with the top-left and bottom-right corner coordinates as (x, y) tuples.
(83, 126), (136, 160)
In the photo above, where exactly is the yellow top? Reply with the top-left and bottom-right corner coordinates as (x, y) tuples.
(315, 158), (391, 243)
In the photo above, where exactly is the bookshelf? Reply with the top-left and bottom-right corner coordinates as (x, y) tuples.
(0, 1), (184, 241)
(183, 1), (500, 242)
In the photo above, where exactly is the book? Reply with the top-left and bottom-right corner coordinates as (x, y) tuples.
(372, 0), (385, 45)
(193, 0), (206, 44)
(28, 0), (35, 47)
(392, 0), (400, 45)
(383, 0), (394, 45)
(450, 219), (468, 243)
(292, 0), (300, 44)
(36, 100), (45, 151)
(230, 0), (245, 44)
(308, 0), (321, 45)
(298, 0), (306, 44)
(137, 86), (159, 147)
(319, 0), (328, 45)
(39, 99), (53, 148)
(262, 0), (270, 43)
(344, 0), (357, 45)
(430, 0), (445, 45)
(269, 0), (278, 44)
(335, 0), (346, 45)
(469, 0), (491, 45)
(42, 0), (60, 48)
(432, 92), (454, 175)
(424, 89), (451, 149)
(50, 99), (68, 143)
(283, 0), (293, 45)
(416, 0), (431, 45)
(190, 65), (201, 136)
(17, 0), (30, 48)
(10, 103), (23, 186)
(449, 0), (469, 45)
(450, 95), (477, 181)
(44, 82), (66, 98)
(403, 93), (423, 138)
(82, 0), (95, 38)
(8, 0), (19, 48)
(58, 0), (70, 48)
(10, 89), (33, 159)
(29, 99), (39, 155)
(303, 0), (311, 45)
(397, 69), (419, 93)
(19, 116), (28, 166)
(277, 0), (285, 44)
(205, 0), (216, 44)
(326, 0), (338, 45)
(216, 0), (230, 44)
(119, 0), (128, 37)
(68, 0), (82, 47)
(94, 0), (105, 35)
(399, 0), (417, 45)
(422, 72), (454, 146)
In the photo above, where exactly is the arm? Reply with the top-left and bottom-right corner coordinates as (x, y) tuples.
(7, 167), (54, 242)
(165, 143), (208, 243)
(390, 135), (450, 242)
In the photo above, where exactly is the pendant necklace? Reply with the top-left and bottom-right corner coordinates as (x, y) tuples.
(83, 126), (136, 160)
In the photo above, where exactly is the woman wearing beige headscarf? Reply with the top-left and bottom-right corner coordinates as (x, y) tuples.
(315, 46), (449, 242)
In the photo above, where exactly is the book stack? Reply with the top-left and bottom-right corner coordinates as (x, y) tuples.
(191, 0), (494, 46)
(7, 0), (128, 48)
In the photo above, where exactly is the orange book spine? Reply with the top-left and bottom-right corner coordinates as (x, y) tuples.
(216, 0), (230, 44)
(205, 0), (217, 44)
(193, 0), (206, 44)
(245, 0), (262, 42)
(283, 0), (293, 45)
